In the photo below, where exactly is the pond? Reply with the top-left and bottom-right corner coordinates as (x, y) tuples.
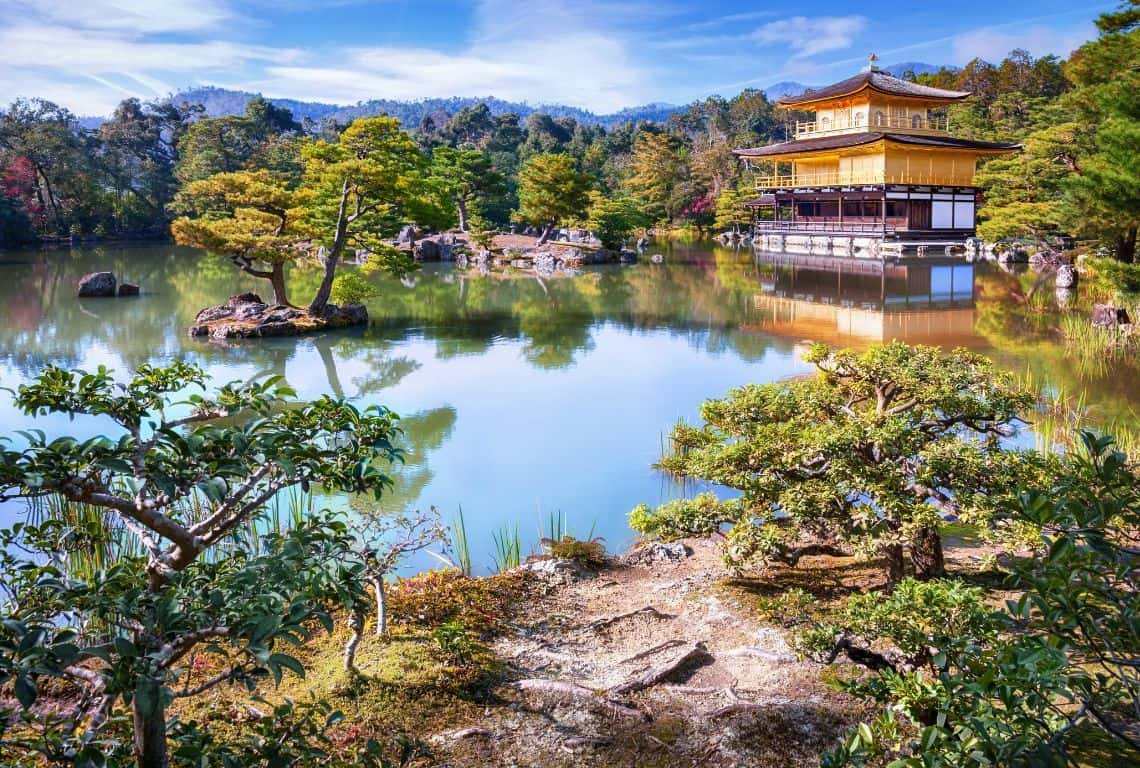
(2, 241), (1138, 574)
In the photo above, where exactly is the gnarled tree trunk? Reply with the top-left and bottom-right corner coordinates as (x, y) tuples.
(269, 262), (290, 306)
(133, 689), (169, 768)
(883, 541), (906, 585)
(910, 526), (946, 580)
(309, 179), (350, 316)
(536, 219), (555, 246)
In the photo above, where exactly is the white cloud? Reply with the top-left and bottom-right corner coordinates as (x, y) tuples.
(0, 0), (233, 34)
(751, 15), (866, 58)
(0, 0), (654, 115)
(951, 23), (1096, 64)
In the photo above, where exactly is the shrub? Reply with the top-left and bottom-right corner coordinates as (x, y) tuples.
(541, 535), (606, 566)
(822, 433), (1140, 766)
(432, 621), (477, 666)
(330, 270), (379, 305)
(386, 569), (523, 633)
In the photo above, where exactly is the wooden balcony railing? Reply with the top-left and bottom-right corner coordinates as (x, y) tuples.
(753, 170), (976, 189)
(754, 220), (899, 234)
(795, 114), (949, 137)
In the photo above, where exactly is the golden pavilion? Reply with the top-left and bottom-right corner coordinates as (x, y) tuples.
(736, 56), (1019, 253)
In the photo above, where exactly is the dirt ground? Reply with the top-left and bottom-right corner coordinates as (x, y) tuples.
(427, 538), (878, 767)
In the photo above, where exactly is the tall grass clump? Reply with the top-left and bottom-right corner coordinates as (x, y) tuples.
(450, 506), (473, 576)
(491, 523), (522, 572)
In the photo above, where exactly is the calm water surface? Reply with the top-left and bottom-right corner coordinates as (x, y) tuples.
(2, 241), (1137, 573)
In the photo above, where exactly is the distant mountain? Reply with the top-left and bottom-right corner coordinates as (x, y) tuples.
(763, 81), (811, 100)
(90, 87), (684, 130)
(881, 61), (957, 77)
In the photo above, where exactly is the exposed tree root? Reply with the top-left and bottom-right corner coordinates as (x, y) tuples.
(607, 642), (712, 696)
(720, 646), (797, 663)
(584, 606), (675, 632)
(512, 679), (649, 721)
(618, 638), (687, 664)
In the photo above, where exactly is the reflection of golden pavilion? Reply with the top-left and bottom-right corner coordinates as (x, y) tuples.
(748, 253), (977, 345)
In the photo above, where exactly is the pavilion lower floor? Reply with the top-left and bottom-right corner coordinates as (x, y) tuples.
(748, 184), (980, 241)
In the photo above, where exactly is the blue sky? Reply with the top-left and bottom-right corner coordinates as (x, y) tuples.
(0, 0), (1113, 115)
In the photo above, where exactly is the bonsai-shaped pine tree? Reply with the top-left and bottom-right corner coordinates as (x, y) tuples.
(515, 153), (592, 245)
(631, 342), (1045, 582)
(172, 116), (450, 314)
(0, 362), (403, 767)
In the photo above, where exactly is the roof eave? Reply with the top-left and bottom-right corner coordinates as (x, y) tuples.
(777, 83), (971, 108)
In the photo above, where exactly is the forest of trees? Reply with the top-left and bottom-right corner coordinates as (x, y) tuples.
(0, 5), (1136, 262)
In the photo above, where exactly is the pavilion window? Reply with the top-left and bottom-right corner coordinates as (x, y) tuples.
(886, 201), (907, 218)
(873, 111), (885, 126)
(911, 114), (924, 129)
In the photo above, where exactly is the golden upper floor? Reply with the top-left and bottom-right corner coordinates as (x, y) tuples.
(778, 64), (968, 140)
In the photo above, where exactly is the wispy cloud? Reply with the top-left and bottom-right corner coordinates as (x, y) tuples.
(751, 15), (867, 58)
(951, 23), (1095, 63)
(0, 0), (234, 34)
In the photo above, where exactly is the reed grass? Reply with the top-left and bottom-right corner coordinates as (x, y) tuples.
(450, 506), (473, 577)
(491, 523), (522, 572)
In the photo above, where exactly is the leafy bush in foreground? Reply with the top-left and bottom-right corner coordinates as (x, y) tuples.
(0, 363), (403, 767)
(822, 433), (1140, 767)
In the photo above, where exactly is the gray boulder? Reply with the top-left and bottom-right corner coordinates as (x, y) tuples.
(397, 225), (418, 244)
(1055, 264), (1078, 289)
(1092, 304), (1132, 328)
(414, 239), (441, 261)
(618, 542), (690, 567)
(117, 282), (140, 297)
(523, 557), (596, 585)
(78, 271), (116, 297)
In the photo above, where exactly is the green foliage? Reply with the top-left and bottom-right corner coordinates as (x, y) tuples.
(712, 186), (753, 233)
(427, 146), (505, 231)
(432, 621), (477, 666)
(173, 115), (435, 312)
(585, 192), (650, 249)
(1083, 255), (1140, 298)
(169, 697), (416, 768)
(515, 153), (592, 238)
(629, 492), (734, 542)
(632, 342), (1044, 581)
(824, 433), (1140, 766)
(491, 523), (522, 572)
(0, 363), (403, 766)
(330, 270), (379, 306)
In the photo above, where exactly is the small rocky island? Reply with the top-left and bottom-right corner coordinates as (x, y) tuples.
(77, 271), (139, 297)
(189, 293), (367, 339)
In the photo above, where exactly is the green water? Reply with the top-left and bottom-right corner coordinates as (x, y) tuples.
(1, 241), (1137, 572)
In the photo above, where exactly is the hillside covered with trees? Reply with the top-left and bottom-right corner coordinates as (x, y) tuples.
(1, 9), (1132, 263)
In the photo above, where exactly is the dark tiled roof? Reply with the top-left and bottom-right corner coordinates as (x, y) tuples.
(778, 71), (970, 106)
(744, 194), (777, 206)
(733, 132), (1020, 158)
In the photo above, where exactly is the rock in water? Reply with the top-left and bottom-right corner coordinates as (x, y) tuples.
(1092, 304), (1132, 328)
(1055, 264), (1078, 289)
(397, 225), (418, 244)
(78, 271), (116, 297)
(415, 239), (441, 261)
(117, 282), (140, 297)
